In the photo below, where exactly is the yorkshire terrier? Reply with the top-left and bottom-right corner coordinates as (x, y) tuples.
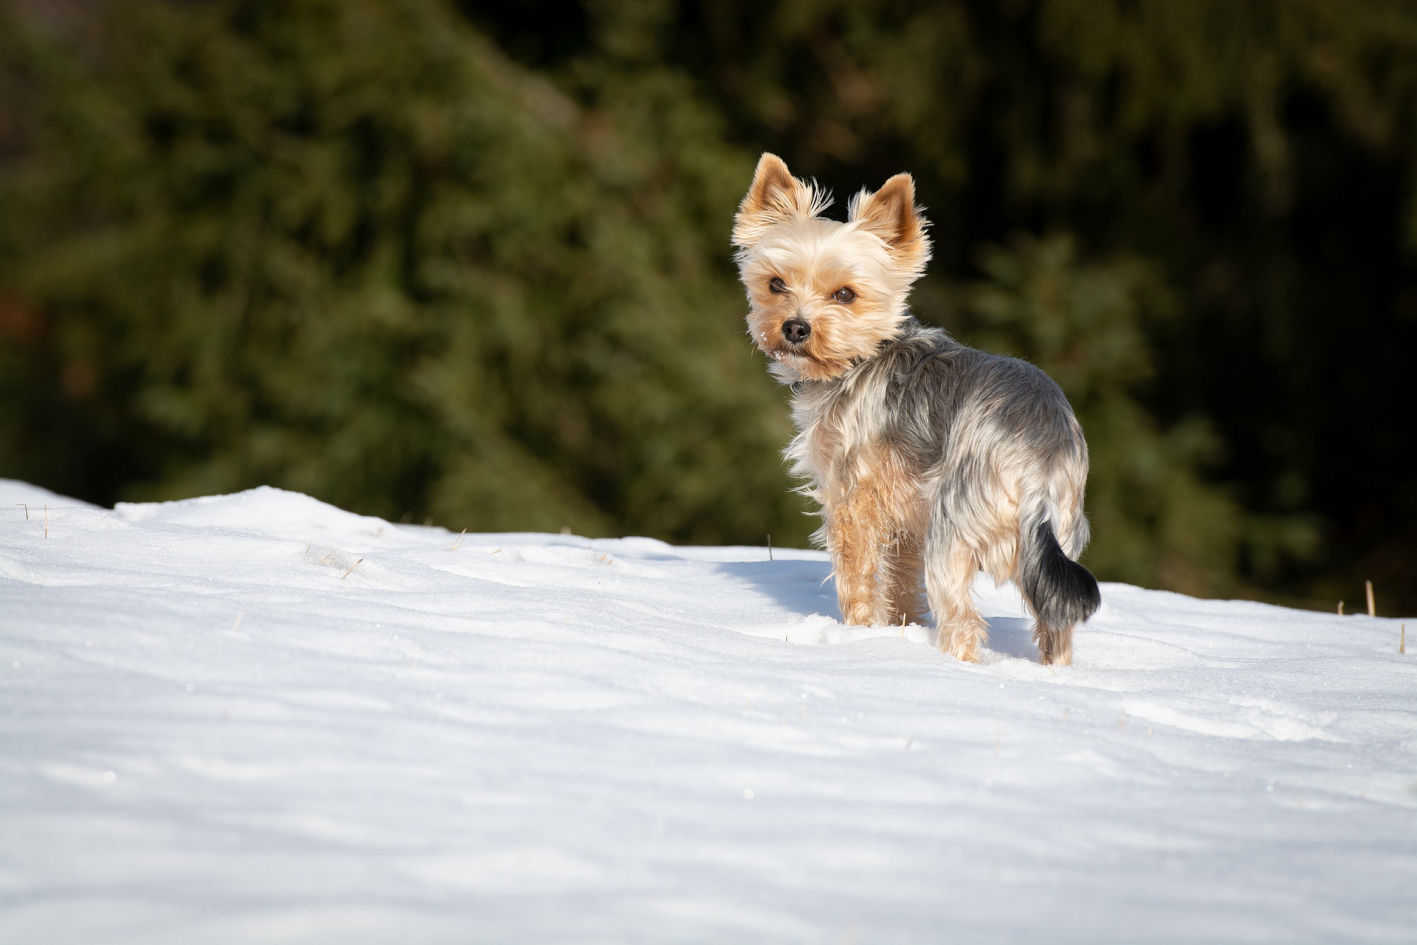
(733, 153), (1099, 665)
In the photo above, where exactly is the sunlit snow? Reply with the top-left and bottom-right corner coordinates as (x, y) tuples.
(2, 479), (1413, 943)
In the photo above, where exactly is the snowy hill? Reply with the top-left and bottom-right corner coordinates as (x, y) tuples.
(2, 479), (1414, 944)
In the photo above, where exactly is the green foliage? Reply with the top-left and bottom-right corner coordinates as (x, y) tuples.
(0, 0), (806, 542)
(2, 0), (1415, 608)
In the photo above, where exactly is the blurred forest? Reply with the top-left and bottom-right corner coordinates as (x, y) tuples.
(1, 0), (1414, 612)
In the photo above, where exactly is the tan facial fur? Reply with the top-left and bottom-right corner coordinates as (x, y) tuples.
(733, 153), (931, 383)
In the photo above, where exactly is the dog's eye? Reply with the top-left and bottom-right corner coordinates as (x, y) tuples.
(832, 286), (856, 304)
(768, 277), (787, 294)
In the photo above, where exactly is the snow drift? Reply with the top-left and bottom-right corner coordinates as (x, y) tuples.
(1, 480), (1413, 943)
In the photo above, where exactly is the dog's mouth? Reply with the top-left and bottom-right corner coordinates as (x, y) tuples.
(760, 342), (850, 384)
(766, 342), (816, 366)
(750, 327), (794, 361)
(748, 321), (849, 381)
(752, 330), (811, 363)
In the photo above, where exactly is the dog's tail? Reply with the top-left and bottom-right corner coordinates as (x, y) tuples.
(1018, 512), (1100, 665)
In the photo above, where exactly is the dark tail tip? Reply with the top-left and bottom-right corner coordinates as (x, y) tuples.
(1021, 519), (1100, 629)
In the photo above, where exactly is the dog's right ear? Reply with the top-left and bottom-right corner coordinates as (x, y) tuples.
(732, 153), (829, 248)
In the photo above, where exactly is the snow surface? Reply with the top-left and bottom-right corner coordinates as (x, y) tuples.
(1, 478), (1414, 944)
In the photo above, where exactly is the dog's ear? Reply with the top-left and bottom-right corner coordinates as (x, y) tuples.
(848, 173), (932, 278)
(733, 153), (828, 248)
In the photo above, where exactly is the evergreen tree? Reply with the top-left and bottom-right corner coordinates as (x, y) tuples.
(3, 0), (1415, 608)
(0, 0), (805, 541)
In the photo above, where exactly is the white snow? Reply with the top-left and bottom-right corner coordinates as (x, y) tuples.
(1, 478), (1414, 944)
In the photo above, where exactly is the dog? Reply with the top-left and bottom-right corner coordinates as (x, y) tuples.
(732, 153), (1099, 665)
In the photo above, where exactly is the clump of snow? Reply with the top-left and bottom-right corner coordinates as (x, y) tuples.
(1, 479), (1413, 943)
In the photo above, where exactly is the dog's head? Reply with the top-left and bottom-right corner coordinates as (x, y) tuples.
(732, 153), (931, 383)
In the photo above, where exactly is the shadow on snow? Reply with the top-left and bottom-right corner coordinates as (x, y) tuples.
(714, 557), (1043, 663)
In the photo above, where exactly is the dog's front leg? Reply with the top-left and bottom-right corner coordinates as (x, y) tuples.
(882, 533), (926, 627)
(823, 484), (892, 626)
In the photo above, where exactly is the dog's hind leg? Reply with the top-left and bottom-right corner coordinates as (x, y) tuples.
(924, 511), (987, 661)
(1018, 515), (1100, 666)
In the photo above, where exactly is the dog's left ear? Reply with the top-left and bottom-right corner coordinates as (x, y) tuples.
(848, 173), (932, 277)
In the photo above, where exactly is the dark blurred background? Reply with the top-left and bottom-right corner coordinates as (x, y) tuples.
(2, 0), (1413, 613)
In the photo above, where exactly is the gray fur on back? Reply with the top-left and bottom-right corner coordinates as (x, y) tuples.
(788, 317), (1090, 558)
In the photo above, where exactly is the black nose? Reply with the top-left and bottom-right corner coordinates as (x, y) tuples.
(781, 318), (811, 344)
